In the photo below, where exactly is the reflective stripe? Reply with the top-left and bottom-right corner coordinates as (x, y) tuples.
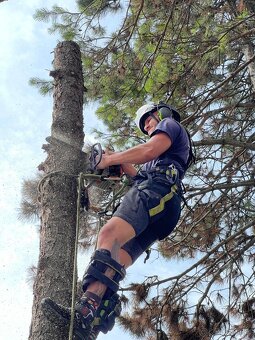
(149, 184), (178, 217)
(166, 168), (177, 177)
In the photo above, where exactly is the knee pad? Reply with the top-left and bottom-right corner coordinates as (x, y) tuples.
(93, 293), (121, 334)
(82, 249), (126, 295)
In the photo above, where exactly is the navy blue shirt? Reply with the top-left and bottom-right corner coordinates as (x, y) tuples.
(142, 117), (190, 179)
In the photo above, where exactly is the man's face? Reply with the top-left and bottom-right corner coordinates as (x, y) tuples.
(143, 113), (159, 136)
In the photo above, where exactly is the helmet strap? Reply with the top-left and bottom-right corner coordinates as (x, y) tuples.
(157, 111), (163, 121)
(149, 111), (160, 123)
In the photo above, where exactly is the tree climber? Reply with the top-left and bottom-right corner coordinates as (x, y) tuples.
(44, 102), (194, 338)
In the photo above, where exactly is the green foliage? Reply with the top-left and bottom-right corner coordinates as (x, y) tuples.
(29, 77), (53, 96)
(77, 0), (94, 9)
(34, 6), (69, 24)
(63, 28), (76, 41)
(33, 8), (51, 22)
(77, 0), (121, 16)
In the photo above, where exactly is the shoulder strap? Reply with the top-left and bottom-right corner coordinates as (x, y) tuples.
(185, 127), (196, 169)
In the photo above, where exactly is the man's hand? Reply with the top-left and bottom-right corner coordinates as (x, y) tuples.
(96, 149), (137, 176)
(96, 149), (112, 169)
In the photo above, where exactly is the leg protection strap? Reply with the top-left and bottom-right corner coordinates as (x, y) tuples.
(82, 249), (126, 294)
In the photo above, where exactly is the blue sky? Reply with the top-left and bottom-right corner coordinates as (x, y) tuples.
(0, 2), (188, 339)
(0, 1), (111, 339)
(0, 1), (131, 339)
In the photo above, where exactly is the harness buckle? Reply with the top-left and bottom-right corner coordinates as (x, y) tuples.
(154, 164), (178, 177)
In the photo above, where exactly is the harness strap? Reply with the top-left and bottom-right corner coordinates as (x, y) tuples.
(136, 164), (179, 217)
(153, 165), (178, 177)
(93, 250), (126, 278)
(86, 266), (120, 292)
(82, 249), (126, 294)
(149, 184), (178, 217)
(137, 164), (178, 183)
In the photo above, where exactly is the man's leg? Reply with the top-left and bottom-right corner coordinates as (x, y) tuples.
(75, 217), (135, 328)
(41, 248), (133, 338)
(88, 248), (132, 337)
(85, 217), (135, 294)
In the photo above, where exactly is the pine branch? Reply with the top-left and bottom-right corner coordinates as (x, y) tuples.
(198, 53), (255, 114)
(121, 219), (254, 292)
(194, 138), (255, 150)
(186, 180), (255, 197)
(29, 77), (53, 96)
(195, 236), (255, 313)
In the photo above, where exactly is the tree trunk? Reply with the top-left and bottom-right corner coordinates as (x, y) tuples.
(29, 41), (85, 340)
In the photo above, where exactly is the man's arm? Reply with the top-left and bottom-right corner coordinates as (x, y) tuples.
(104, 149), (138, 177)
(120, 163), (138, 177)
(97, 132), (172, 169)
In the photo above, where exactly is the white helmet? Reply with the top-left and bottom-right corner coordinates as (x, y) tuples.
(135, 102), (181, 134)
(134, 104), (157, 134)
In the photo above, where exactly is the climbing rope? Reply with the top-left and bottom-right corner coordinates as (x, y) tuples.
(69, 172), (83, 340)
(68, 172), (129, 340)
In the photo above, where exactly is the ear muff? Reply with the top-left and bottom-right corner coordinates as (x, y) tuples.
(158, 106), (173, 120)
(157, 104), (181, 122)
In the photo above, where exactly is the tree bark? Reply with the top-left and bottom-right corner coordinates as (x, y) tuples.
(29, 41), (85, 340)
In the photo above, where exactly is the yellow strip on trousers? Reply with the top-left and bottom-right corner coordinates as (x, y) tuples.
(149, 184), (178, 217)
